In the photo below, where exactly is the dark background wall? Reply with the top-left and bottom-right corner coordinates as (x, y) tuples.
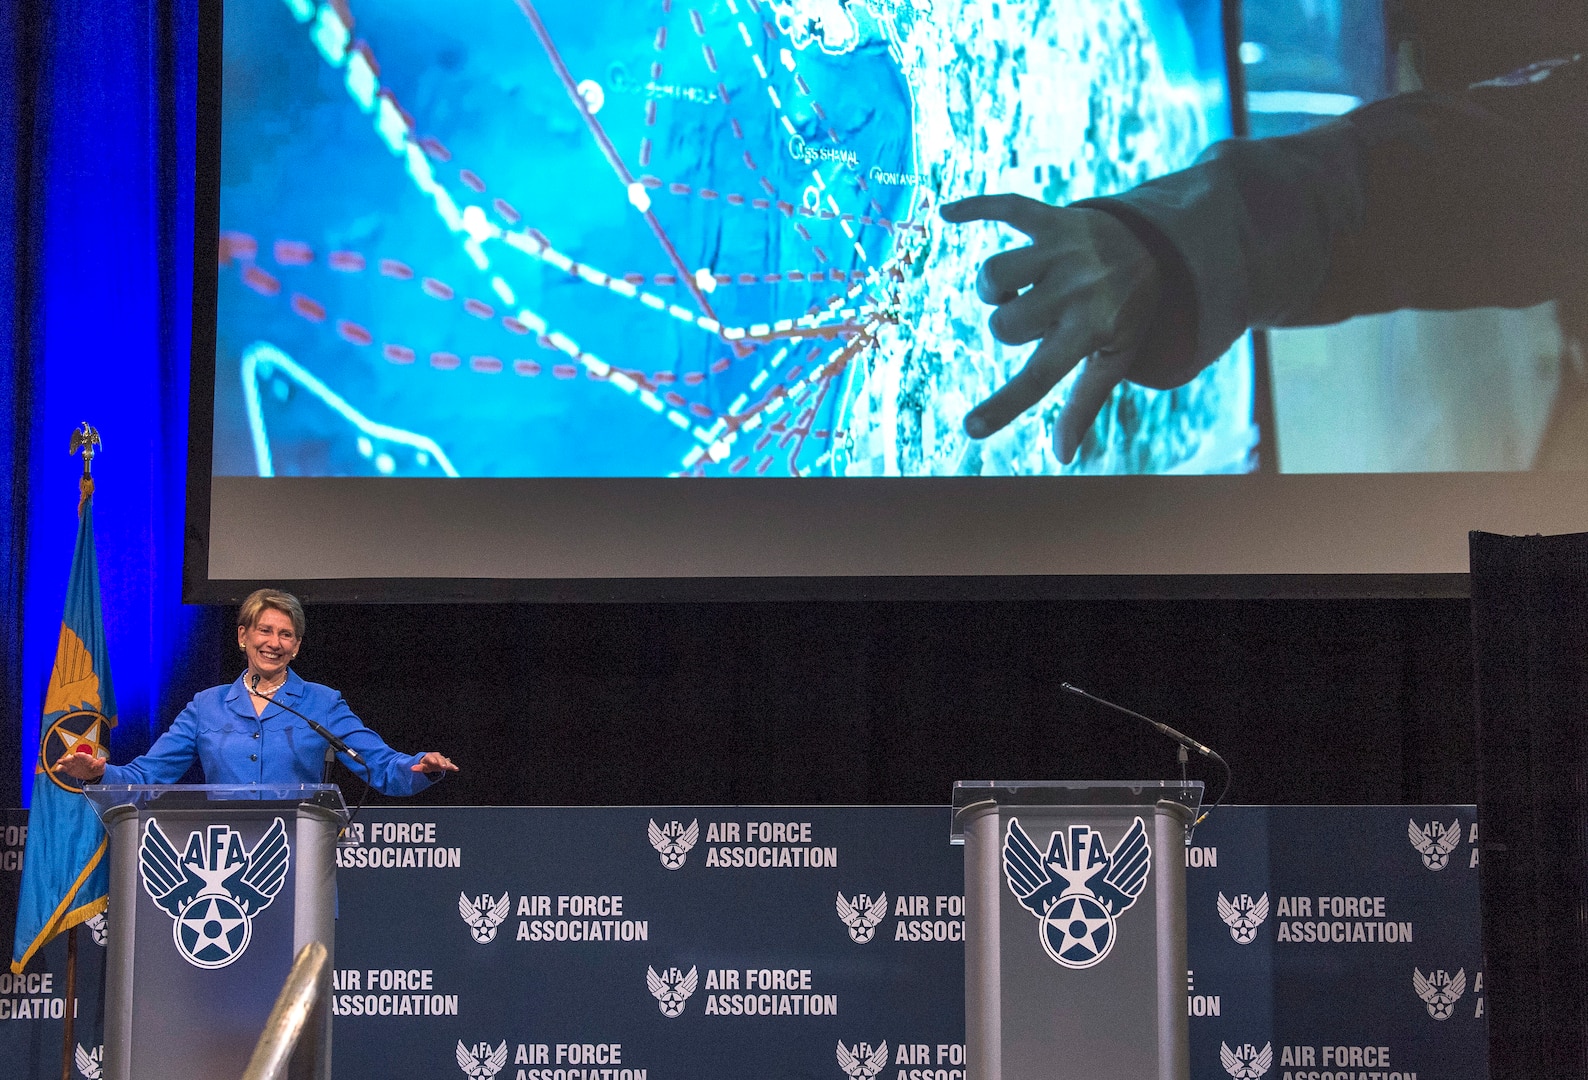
(187, 596), (1477, 808)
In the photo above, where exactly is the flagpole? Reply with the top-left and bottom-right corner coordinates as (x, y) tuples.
(58, 422), (99, 1080)
(60, 925), (77, 1080)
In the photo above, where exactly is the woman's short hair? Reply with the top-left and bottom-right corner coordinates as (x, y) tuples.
(237, 588), (306, 639)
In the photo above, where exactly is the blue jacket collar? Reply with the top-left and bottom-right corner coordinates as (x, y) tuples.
(226, 669), (305, 719)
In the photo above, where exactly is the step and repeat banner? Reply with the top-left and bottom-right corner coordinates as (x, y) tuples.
(2, 804), (1485, 1080)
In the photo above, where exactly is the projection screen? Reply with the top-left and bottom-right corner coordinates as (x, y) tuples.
(189, 0), (1588, 599)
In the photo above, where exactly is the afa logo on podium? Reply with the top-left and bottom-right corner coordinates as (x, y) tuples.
(138, 817), (291, 968)
(1003, 817), (1151, 968)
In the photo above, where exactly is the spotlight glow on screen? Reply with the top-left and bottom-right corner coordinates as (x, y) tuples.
(214, 0), (1250, 479)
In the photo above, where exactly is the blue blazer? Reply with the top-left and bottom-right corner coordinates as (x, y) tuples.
(101, 670), (437, 795)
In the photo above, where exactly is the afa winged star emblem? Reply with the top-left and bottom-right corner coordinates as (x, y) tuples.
(139, 816), (290, 969)
(647, 964), (699, 1017)
(1217, 892), (1269, 945)
(1408, 819), (1462, 870)
(649, 818), (699, 870)
(1414, 967), (1467, 1020)
(1221, 1042), (1273, 1080)
(836, 892), (888, 943)
(459, 891), (511, 943)
(74, 1043), (103, 1080)
(457, 1040), (509, 1080)
(1003, 816), (1151, 969)
(836, 1041), (889, 1080)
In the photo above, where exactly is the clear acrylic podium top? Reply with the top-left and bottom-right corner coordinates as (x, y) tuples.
(950, 779), (1203, 843)
(82, 783), (349, 825)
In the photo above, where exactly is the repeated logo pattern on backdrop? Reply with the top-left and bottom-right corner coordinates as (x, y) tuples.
(1, 805), (1485, 1079)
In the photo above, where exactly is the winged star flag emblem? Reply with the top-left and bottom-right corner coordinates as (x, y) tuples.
(139, 817), (290, 969)
(1217, 892), (1270, 945)
(837, 892), (889, 943)
(1221, 1042), (1273, 1080)
(1413, 967), (1467, 1020)
(1003, 816), (1151, 968)
(457, 1040), (509, 1080)
(1408, 819), (1462, 870)
(648, 964), (699, 1016)
(459, 892), (511, 943)
(649, 819), (699, 870)
(836, 1041), (889, 1080)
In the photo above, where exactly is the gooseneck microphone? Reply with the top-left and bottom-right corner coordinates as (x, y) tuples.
(249, 672), (366, 765)
(1059, 681), (1231, 828)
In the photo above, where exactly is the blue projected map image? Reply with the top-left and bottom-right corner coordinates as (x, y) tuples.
(214, 0), (1251, 477)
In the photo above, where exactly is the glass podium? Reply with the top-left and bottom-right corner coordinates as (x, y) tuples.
(83, 784), (348, 1080)
(951, 780), (1202, 1080)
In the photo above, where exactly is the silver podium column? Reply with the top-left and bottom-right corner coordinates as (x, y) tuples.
(86, 784), (347, 1080)
(952, 780), (1201, 1080)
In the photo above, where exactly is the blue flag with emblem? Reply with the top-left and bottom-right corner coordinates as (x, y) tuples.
(10, 479), (117, 973)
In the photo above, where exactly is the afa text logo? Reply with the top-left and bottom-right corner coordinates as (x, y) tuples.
(1408, 819), (1461, 870)
(139, 817), (289, 969)
(836, 1041), (889, 1080)
(649, 819), (699, 870)
(457, 1040), (509, 1080)
(648, 965), (699, 1017)
(1220, 1041), (1273, 1080)
(459, 891), (511, 943)
(1413, 967), (1466, 1019)
(837, 892), (888, 943)
(1003, 817), (1150, 969)
(1217, 892), (1269, 944)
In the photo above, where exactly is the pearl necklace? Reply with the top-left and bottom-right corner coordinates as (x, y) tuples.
(253, 672), (288, 696)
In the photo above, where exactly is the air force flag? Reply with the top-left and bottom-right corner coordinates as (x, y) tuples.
(11, 484), (116, 974)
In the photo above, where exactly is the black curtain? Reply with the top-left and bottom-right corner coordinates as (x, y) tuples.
(213, 596), (1478, 808)
(1471, 531), (1588, 1080)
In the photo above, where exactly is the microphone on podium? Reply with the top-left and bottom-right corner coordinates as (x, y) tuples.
(249, 672), (366, 765)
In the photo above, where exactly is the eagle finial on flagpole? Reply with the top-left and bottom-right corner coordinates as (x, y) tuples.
(68, 423), (101, 476)
(68, 423), (101, 512)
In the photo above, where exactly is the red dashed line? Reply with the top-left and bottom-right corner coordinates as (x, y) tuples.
(220, 232), (258, 263)
(329, 250), (365, 272)
(470, 355), (503, 373)
(431, 352), (461, 370)
(703, 45), (717, 72)
(291, 294), (326, 322)
(384, 344), (416, 364)
(689, 9), (704, 34)
(463, 298), (495, 319)
(553, 364), (578, 379)
(421, 277), (454, 300)
(503, 317), (529, 334)
(275, 240), (313, 266)
(243, 266), (280, 296)
(337, 320), (373, 346)
(419, 136), (451, 161)
(380, 258), (414, 280)
(493, 198), (521, 224)
(515, 360), (541, 376)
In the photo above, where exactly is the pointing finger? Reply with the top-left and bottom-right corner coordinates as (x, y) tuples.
(964, 324), (1096, 438)
(938, 193), (1056, 238)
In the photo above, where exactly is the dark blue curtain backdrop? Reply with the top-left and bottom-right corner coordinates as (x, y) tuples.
(0, 0), (217, 806)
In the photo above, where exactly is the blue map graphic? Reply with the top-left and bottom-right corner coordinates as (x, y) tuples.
(214, 0), (1253, 477)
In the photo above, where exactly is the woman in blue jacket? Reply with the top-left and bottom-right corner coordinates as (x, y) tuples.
(53, 588), (457, 792)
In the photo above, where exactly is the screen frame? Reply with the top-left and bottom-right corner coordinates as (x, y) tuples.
(183, 0), (1494, 604)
